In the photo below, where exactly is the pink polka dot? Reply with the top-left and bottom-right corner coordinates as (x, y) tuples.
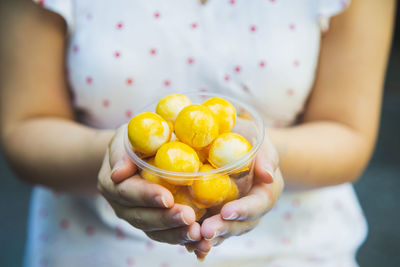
(292, 198), (301, 207)
(224, 75), (230, 82)
(60, 219), (69, 229)
(245, 239), (255, 247)
(160, 263), (169, 267)
(250, 25), (257, 32)
(114, 51), (121, 58)
(86, 76), (93, 84)
(286, 89), (294, 96)
(72, 44), (79, 53)
(154, 11), (160, 19)
(146, 241), (155, 250)
(39, 258), (48, 267)
(116, 22), (124, 29)
(259, 60), (266, 68)
(126, 257), (135, 266)
(39, 233), (48, 242)
(178, 246), (186, 254)
(164, 80), (171, 87)
(199, 88), (208, 92)
(229, 0), (236, 4)
(125, 110), (133, 118)
(102, 99), (110, 108)
(85, 225), (95, 236)
(187, 57), (195, 65)
(150, 48), (157, 55)
(86, 13), (92, 20)
(38, 0), (45, 6)
(269, 0), (276, 3)
(242, 85), (251, 93)
(126, 78), (134, 85)
(283, 212), (292, 221)
(282, 237), (291, 245)
(191, 22), (198, 29)
(39, 208), (48, 218)
(115, 226), (125, 240)
(293, 60), (300, 67)
(289, 24), (296, 31)
(234, 66), (241, 73)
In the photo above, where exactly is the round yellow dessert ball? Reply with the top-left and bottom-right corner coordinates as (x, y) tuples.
(154, 141), (200, 185)
(141, 158), (178, 194)
(127, 112), (171, 157)
(174, 104), (219, 149)
(202, 97), (236, 134)
(190, 164), (232, 208)
(156, 94), (192, 122)
(173, 187), (207, 221)
(208, 132), (252, 168)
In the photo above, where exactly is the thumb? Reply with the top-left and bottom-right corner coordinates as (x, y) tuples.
(109, 124), (137, 183)
(253, 133), (279, 184)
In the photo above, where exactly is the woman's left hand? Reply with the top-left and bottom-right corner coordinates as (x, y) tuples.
(185, 133), (284, 260)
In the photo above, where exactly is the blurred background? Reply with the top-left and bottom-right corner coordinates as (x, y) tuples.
(1, 6), (400, 267)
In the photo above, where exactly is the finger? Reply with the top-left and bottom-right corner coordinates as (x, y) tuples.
(145, 222), (201, 245)
(220, 183), (274, 221)
(109, 124), (137, 183)
(112, 202), (196, 231)
(253, 133), (279, 184)
(201, 214), (260, 241)
(100, 172), (174, 208)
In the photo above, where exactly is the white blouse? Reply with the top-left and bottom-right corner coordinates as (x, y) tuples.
(25, 0), (367, 266)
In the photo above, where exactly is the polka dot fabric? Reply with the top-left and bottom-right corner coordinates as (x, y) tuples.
(25, 1), (367, 267)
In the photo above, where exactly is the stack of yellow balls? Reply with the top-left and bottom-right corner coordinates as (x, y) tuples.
(127, 93), (252, 220)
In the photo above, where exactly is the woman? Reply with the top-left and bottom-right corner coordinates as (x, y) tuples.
(0, 0), (394, 266)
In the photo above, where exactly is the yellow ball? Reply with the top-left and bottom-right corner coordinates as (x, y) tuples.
(174, 104), (219, 149)
(190, 164), (232, 208)
(173, 187), (207, 221)
(208, 133), (252, 168)
(141, 158), (178, 194)
(154, 141), (200, 185)
(225, 179), (239, 203)
(202, 97), (236, 134)
(127, 112), (171, 157)
(156, 94), (192, 122)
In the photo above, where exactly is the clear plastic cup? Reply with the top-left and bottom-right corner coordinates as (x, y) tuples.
(124, 92), (264, 221)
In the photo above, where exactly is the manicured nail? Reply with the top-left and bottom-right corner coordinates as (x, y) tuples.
(186, 231), (196, 242)
(154, 196), (168, 208)
(173, 212), (190, 225)
(264, 161), (275, 182)
(204, 231), (217, 241)
(110, 159), (124, 178)
(223, 212), (238, 220)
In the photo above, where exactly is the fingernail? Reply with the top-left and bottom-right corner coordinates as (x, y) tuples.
(223, 212), (238, 220)
(204, 231), (217, 241)
(154, 196), (168, 208)
(111, 159), (124, 177)
(186, 232), (196, 242)
(264, 161), (275, 181)
(173, 212), (189, 225)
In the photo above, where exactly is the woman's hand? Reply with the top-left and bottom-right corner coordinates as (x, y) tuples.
(185, 133), (284, 260)
(97, 125), (202, 244)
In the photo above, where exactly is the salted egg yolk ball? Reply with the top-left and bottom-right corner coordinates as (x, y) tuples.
(154, 141), (200, 185)
(190, 164), (232, 208)
(156, 94), (192, 122)
(174, 104), (219, 149)
(128, 112), (171, 157)
(141, 158), (178, 194)
(208, 132), (252, 168)
(173, 187), (207, 221)
(202, 97), (236, 134)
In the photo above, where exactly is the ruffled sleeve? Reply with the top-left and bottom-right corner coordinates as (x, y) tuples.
(33, 0), (74, 33)
(317, 0), (351, 32)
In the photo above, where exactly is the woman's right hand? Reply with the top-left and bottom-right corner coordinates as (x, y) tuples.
(97, 125), (201, 244)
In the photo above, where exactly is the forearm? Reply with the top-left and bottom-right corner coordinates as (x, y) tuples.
(269, 121), (373, 189)
(2, 117), (114, 194)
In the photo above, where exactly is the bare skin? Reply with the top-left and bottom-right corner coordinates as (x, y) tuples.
(0, 0), (394, 261)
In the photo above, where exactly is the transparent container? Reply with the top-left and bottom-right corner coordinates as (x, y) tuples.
(124, 92), (264, 221)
